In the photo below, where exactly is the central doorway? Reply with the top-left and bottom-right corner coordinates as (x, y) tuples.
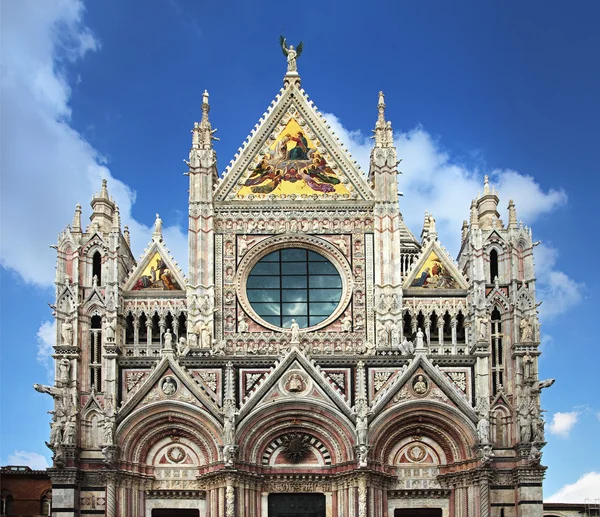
(268, 493), (326, 517)
(395, 509), (443, 517)
(151, 510), (199, 517)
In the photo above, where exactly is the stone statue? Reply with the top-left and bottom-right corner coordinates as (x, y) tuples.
(49, 419), (63, 446)
(287, 373), (305, 393)
(104, 319), (115, 343)
(400, 337), (414, 355)
(532, 414), (546, 442)
(341, 314), (352, 332)
(478, 316), (488, 341)
(529, 442), (542, 464)
(61, 317), (73, 346)
(480, 444), (494, 464)
(223, 445), (235, 467)
(290, 319), (300, 344)
(477, 414), (490, 443)
(187, 332), (198, 349)
(518, 404), (532, 442)
(177, 337), (188, 356)
(335, 237), (347, 255)
(238, 313), (249, 333)
(103, 417), (114, 446)
(280, 36), (303, 74)
(223, 402), (236, 445)
(415, 328), (425, 350)
(57, 357), (71, 386)
(377, 327), (389, 347)
(357, 444), (369, 468)
(391, 322), (401, 348)
(154, 213), (163, 236)
(200, 294), (215, 317)
(413, 375), (428, 394)
(62, 416), (76, 445)
(520, 316), (533, 342)
(163, 328), (174, 350)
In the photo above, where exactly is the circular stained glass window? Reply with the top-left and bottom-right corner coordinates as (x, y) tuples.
(246, 248), (343, 329)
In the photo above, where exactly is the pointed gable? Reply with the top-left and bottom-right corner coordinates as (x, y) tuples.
(370, 353), (477, 423)
(215, 84), (374, 202)
(403, 240), (469, 291)
(123, 238), (185, 292)
(237, 347), (353, 424)
(117, 355), (222, 425)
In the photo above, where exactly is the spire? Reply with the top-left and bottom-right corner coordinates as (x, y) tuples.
(420, 211), (431, 242)
(476, 175), (500, 230)
(507, 199), (518, 229)
(72, 204), (82, 233)
(192, 89), (219, 150)
(124, 226), (131, 248)
(372, 91), (394, 148)
(483, 175), (490, 195)
(90, 179), (115, 234)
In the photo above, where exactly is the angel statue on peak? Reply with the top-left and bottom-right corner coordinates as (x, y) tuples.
(280, 35), (303, 74)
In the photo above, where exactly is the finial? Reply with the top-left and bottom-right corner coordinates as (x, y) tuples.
(372, 91), (394, 147)
(72, 204), (82, 232)
(196, 89), (218, 149)
(461, 220), (469, 242)
(470, 199), (479, 229)
(483, 175), (490, 195)
(100, 178), (109, 199)
(153, 213), (163, 241)
(124, 226), (131, 247)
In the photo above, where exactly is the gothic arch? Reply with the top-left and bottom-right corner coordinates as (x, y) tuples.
(370, 401), (476, 465)
(116, 403), (222, 471)
(236, 401), (355, 465)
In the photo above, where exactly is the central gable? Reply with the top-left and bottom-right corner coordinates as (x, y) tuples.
(214, 85), (373, 202)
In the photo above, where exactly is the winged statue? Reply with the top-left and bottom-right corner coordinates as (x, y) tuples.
(280, 35), (304, 74)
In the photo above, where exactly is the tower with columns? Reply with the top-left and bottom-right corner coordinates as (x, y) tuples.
(39, 49), (550, 517)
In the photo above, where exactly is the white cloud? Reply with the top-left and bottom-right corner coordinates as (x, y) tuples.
(36, 320), (56, 381)
(6, 450), (50, 470)
(549, 410), (580, 438)
(0, 0), (187, 288)
(322, 112), (582, 319)
(546, 472), (600, 503)
(534, 243), (585, 319)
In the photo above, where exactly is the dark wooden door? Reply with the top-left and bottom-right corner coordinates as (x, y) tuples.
(395, 509), (443, 517)
(268, 493), (326, 517)
(151, 510), (199, 517)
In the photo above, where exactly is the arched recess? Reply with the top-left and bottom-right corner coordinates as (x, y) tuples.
(82, 409), (102, 449)
(491, 405), (512, 447)
(116, 403), (222, 474)
(370, 401), (476, 467)
(236, 400), (355, 466)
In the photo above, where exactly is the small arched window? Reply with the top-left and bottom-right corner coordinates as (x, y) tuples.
(491, 308), (504, 395)
(489, 249), (499, 283)
(517, 245), (525, 281)
(92, 251), (102, 285)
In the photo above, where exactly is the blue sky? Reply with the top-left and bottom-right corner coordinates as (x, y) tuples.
(1, 0), (599, 501)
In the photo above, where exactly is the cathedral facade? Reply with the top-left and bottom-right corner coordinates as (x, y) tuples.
(40, 53), (551, 517)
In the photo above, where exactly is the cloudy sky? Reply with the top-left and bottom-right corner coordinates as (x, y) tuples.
(1, 0), (599, 501)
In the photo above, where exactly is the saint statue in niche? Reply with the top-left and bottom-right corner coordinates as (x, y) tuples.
(412, 375), (428, 395)
(161, 376), (177, 396)
(286, 373), (305, 393)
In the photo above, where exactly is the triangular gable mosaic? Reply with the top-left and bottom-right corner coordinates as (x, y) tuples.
(237, 118), (349, 197)
(123, 240), (185, 292)
(404, 241), (468, 290)
(215, 85), (374, 202)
